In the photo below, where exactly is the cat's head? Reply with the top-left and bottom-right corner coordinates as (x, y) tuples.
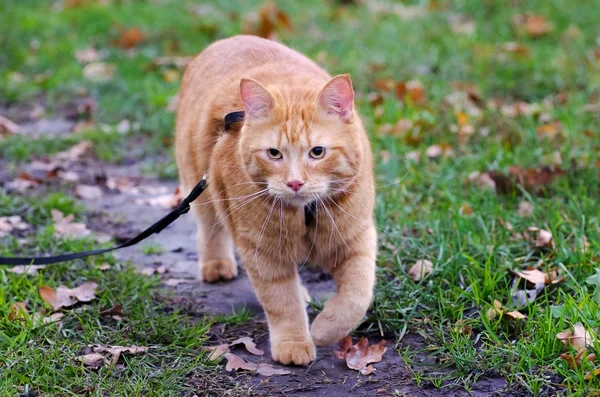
(238, 74), (365, 207)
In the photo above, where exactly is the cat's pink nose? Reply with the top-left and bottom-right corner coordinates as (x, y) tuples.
(287, 180), (305, 192)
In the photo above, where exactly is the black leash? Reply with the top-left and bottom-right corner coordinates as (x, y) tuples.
(0, 175), (207, 266)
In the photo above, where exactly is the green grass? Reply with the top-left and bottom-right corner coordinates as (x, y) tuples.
(2, 0), (600, 395)
(0, 191), (240, 396)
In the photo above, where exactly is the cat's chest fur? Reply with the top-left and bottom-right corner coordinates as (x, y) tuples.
(216, 188), (345, 269)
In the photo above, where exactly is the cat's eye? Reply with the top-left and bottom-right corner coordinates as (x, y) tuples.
(309, 146), (325, 159)
(267, 148), (282, 159)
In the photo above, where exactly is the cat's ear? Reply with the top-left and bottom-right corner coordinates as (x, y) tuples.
(317, 74), (354, 123)
(240, 78), (275, 120)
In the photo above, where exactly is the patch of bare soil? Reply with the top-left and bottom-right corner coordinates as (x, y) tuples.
(81, 164), (523, 397)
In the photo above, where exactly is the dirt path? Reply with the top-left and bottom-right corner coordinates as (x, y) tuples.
(77, 163), (522, 397)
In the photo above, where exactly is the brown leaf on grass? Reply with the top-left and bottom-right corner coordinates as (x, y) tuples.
(469, 165), (565, 196)
(75, 184), (103, 200)
(408, 259), (433, 281)
(505, 310), (527, 320)
(207, 344), (230, 360)
(31, 311), (64, 325)
(83, 62), (116, 82)
(39, 286), (73, 310)
(9, 302), (28, 320)
(557, 323), (595, 351)
(536, 122), (562, 140)
(116, 27), (145, 49)
(485, 299), (504, 321)
(92, 345), (148, 365)
(448, 14), (475, 35)
(51, 209), (92, 239)
(135, 186), (183, 209)
(39, 282), (98, 310)
(459, 203), (473, 216)
(0, 115), (20, 136)
(6, 265), (45, 276)
(79, 352), (105, 369)
(230, 337), (265, 356)
(333, 336), (387, 375)
(425, 144), (453, 159)
(75, 47), (101, 64)
(518, 201), (534, 218)
(524, 227), (554, 249)
(500, 42), (531, 57)
(513, 14), (554, 38)
(515, 268), (564, 287)
(486, 299), (526, 321)
(0, 216), (30, 237)
(395, 80), (426, 104)
(241, 0), (294, 40)
(560, 348), (596, 370)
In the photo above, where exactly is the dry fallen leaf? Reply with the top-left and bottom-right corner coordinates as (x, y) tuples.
(135, 186), (183, 209)
(230, 337), (265, 356)
(485, 299), (504, 321)
(0, 115), (20, 136)
(408, 259), (433, 281)
(163, 278), (190, 287)
(585, 368), (600, 380)
(92, 345), (148, 365)
(518, 201), (534, 218)
(0, 215), (30, 237)
(224, 353), (290, 376)
(515, 269), (547, 285)
(6, 265), (45, 276)
(505, 310), (527, 320)
(83, 62), (116, 82)
(9, 301), (28, 320)
(75, 184), (103, 200)
(560, 348), (596, 370)
(116, 27), (145, 49)
(486, 299), (526, 321)
(79, 352), (105, 369)
(39, 282), (98, 310)
(75, 47), (101, 64)
(557, 323), (595, 351)
(514, 14), (554, 38)
(255, 362), (292, 376)
(51, 209), (92, 239)
(333, 336), (387, 375)
(207, 344), (230, 360)
(524, 227), (554, 249)
(39, 285), (74, 310)
(241, 0), (294, 40)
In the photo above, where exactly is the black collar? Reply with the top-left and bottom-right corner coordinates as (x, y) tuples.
(223, 111), (317, 227)
(304, 201), (317, 227)
(224, 111), (245, 130)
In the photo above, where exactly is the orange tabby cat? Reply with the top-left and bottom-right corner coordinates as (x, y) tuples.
(175, 35), (376, 365)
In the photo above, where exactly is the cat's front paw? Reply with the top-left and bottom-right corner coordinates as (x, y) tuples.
(200, 259), (238, 282)
(310, 309), (351, 347)
(271, 338), (315, 366)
